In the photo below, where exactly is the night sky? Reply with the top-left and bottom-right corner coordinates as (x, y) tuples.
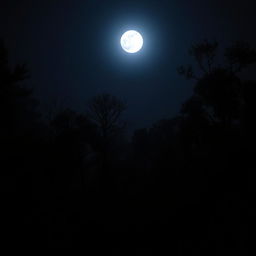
(1, 0), (256, 131)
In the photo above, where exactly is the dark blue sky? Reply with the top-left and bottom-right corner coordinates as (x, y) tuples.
(1, 0), (256, 131)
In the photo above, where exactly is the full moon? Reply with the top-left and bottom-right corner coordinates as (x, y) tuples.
(120, 30), (143, 53)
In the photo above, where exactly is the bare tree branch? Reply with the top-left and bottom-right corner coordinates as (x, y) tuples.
(86, 93), (126, 139)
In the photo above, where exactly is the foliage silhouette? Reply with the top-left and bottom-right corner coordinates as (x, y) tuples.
(0, 38), (254, 253)
(0, 40), (39, 138)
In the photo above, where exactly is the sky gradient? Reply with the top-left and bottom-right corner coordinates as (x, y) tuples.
(1, 0), (255, 131)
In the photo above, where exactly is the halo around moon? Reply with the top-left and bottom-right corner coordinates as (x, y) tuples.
(120, 30), (143, 53)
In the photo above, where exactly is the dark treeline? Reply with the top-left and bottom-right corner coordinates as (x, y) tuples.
(1, 39), (255, 253)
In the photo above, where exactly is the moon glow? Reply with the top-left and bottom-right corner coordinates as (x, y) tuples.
(120, 30), (143, 53)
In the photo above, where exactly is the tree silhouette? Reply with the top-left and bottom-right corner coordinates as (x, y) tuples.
(225, 41), (256, 73)
(48, 108), (100, 189)
(0, 39), (39, 138)
(177, 41), (256, 245)
(189, 40), (218, 74)
(87, 93), (126, 141)
(178, 40), (256, 128)
(177, 40), (218, 79)
(178, 40), (256, 78)
(86, 93), (126, 183)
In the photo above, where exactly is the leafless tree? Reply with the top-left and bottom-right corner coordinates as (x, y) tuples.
(86, 93), (126, 140)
